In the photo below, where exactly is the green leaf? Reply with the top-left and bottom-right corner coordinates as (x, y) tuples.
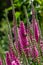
(36, 0), (42, 4)
(15, 12), (21, 19)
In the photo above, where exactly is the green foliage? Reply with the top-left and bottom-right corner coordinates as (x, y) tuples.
(15, 12), (21, 19)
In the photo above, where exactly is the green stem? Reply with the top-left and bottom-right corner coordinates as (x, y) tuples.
(5, 11), (18, 56)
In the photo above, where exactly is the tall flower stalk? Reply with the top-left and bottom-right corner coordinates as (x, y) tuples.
(6, 51), (21, 65)
(31, 4), (40, 43)
(18, 21), (29, 48)
(31, 2), (43, 64)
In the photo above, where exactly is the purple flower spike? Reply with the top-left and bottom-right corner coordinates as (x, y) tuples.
(32, 18), (40, 42)
(6, 51), (12, 65)
(18, 21), (29, 49)
(9, 46), (21, 65)
(31, 5), (40, 42)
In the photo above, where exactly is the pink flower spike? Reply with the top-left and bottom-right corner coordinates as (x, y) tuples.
(18, 21), (29, 48)
(32, 18), (40, 42)
(15, 40), (22, 55)
(9, 46), (21, 65)
(32, 5), (40, 42)
(6, 51), (12, 65)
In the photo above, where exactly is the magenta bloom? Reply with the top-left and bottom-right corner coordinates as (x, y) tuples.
(17, 21), (30, 57)
(9, 46), (21, 65)
(0, 57), (2, 65)
(31, 6), (40, 42)
(32, 18), (40, 42)
(18, 21), (29, 49)
(6, 52), (12, 65)
(18, 21), (29, 56)
(6, 47), (21, 65)
(32, 46), (39, 59)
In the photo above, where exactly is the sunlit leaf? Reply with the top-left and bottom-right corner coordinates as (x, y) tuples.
(15, 12), (21, 19)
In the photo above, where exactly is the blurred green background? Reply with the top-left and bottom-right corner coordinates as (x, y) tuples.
(0, 0), (43, 53)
